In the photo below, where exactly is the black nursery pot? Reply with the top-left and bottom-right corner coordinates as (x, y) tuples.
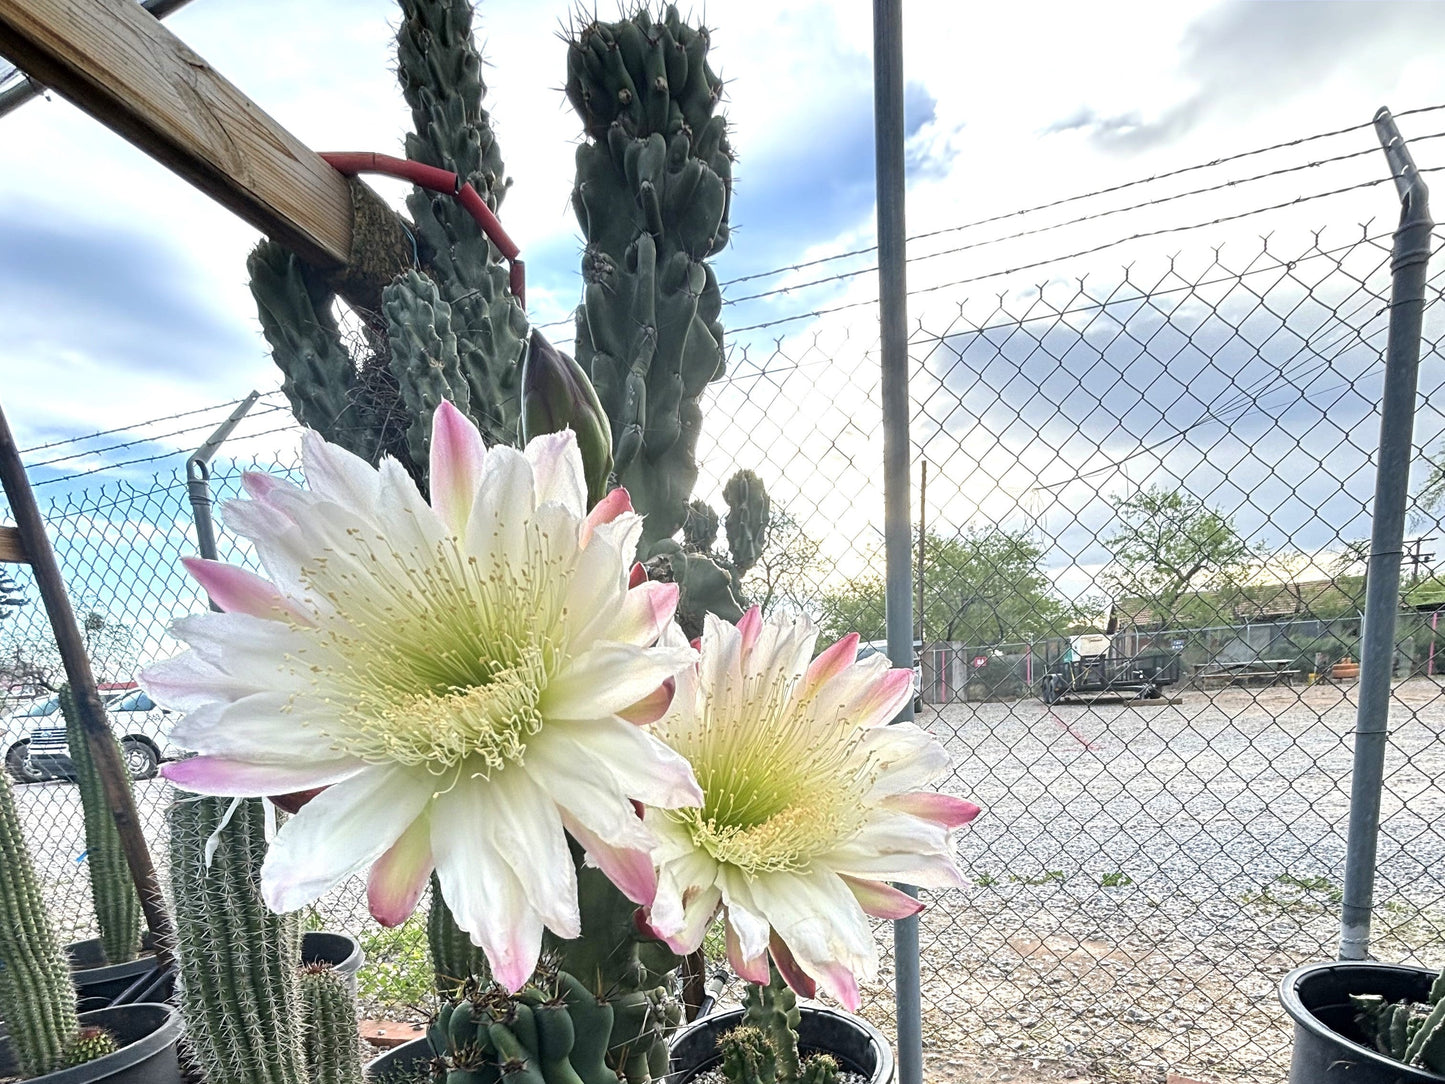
(1280, 961), (1445, 1083)
(365, 1035), (432, 1082)
(667, 1005), (895, 1084)
(300, 931), (366, 996)
(67, 937), (161, 1012)
(0, 1004), (182, 1084)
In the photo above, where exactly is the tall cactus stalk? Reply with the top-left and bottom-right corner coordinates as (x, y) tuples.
(0, 769), (79, 1077)
(299, 964), (364, 1084)
(249, 0), (527, 491)
(168, 794), (305, 1084)
(566, 4), (770, 637)
(61, 683), (141, 965)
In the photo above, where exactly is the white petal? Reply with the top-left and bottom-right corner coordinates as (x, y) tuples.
(717, 869), (772, 961)
(749, 871), (875, 981)
(861, 723), (952, 797)
(142, 651), (268, 713)
(430, 784), (545, 992)
(168, 692), (349, 760)
(825, 812), (965, 888)
(523, 737), (655, 851)
(261, 767), (432, 912)
(480, 770), (580, 939)
(544, 642), (696, 720)
(301, 429), (381, 513)
(525, 431), (587, 517)
(463, 447), (536, 572)
(429, 400), (489, 534)
(541, 716), (702, 809)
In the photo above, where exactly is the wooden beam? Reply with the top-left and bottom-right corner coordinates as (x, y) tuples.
(0, 0), (352, 267)
(0, 525), (25, 564)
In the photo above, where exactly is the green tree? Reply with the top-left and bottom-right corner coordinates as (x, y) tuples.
(740, 510), (824, 619)
(816, 527), (1074, 645)
(1102, 486), (1256, 627)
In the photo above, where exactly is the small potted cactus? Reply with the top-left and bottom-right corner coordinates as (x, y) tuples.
(1281, 961), (1445, 1082)
(0, 761), (182, 1083)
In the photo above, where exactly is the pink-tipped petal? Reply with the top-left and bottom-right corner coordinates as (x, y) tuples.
(617, 678), (674, 726)
(853, 667), (916, 727)
(804, 632), (860, 694)
(841, 875), (926, 920)
(608, 581), (680, 647)
(727, 920), (772, 984)
(241, 470), (295, 501)
(582, 486), (633, 546)
(736, 606), (763, 659)
(815, 962), (862, 1012)
(181, 558), (308, 623)
(881, 792), (981, 827)
(162, 755), (364, 796)
(563, 814), (658, 906)
(628, 562), (648, 589)
(768, 933), (817, 1000)
(368, 814), (434, 926)
(429, 400), (488, 534)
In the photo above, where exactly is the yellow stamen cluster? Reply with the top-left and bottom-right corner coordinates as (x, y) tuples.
(281, 521), (575, 774)
(664, 643), (875, 874)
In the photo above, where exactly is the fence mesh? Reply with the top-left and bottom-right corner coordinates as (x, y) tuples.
(6, 112), (1445, 1083)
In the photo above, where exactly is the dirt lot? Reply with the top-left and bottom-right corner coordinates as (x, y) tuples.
(15, 679), (1445, 1083)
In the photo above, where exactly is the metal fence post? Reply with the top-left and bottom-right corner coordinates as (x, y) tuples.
(1339, 107), (1434, 961)
(185, 392), (259, 575)
(872, 1), (922, 1081)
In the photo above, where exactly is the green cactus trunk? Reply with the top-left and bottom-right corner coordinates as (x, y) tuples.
(567, 6), (730, 551)
(61, 683), (141, 965)
(168, 793), (305, 1084)
(249, 0), (528, 491)
(299, 964), (364, 1084)
(0, 769), (80, 1077)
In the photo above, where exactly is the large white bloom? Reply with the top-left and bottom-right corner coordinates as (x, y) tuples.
(645, 609), (978, 1010)
(145, 402), (701, 990)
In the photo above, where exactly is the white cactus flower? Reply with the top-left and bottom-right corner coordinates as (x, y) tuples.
(645, 609), (978, 1009)
(145, 402), (701, 990)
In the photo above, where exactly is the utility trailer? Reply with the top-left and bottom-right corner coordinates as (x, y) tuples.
(1039, 633), (1181, 704)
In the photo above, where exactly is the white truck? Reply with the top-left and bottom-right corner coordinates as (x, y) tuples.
(23, 686), (179, 781)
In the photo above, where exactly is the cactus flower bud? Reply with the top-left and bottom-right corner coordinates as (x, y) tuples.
(521, 329), (614, 507)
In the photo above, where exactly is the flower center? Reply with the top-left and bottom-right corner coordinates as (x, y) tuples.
(664, 666), (873, 874)
(283, 523), (573, 775)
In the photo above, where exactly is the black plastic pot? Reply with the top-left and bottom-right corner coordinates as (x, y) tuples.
(1280, 961), (1445, 1082)
(301, 931), (365, 996)
(67, 938), (162, 1013)
(667, 1005), (895, 1083)
(365, 1035), (432, 1083)
(0, 1003), (181, 1084)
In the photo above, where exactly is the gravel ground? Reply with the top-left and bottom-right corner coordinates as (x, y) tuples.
(14, 679), (1445, 1083)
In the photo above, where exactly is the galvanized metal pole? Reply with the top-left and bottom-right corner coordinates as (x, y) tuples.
(872, 0), (922, 1080)
(1339, 107), (1433, 960)
(185, 391), (260, 573)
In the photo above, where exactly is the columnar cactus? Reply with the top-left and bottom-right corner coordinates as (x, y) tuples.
(60, 683), (141, 965)
(168, 794), (305, 1084)
(249, 0), (527, 490)
(1353, 968), (1445, 1072)
(0, 769), (80, 1077)
(299, 964), (365, 1084)
(716, 969), (838, 1084)
(565, 6), (769, 636)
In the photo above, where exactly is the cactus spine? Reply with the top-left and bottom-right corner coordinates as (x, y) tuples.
(1353, 967), (1445, 1073)
(299, 964), (365, 1084)
(0, 769), (80, 1076)
(168, 794), (305, 1084)
(60, 683), (141, 965)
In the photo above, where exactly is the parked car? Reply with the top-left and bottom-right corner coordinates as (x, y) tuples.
(3, 695), (58, 783)
(25, 688), (178, 781)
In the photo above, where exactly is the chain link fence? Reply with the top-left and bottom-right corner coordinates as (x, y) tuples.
(6, 110), (1445, 1082)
